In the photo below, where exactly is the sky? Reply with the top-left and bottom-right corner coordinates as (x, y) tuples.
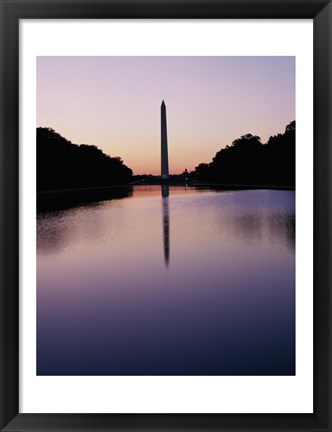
(37, 56), (295, 175)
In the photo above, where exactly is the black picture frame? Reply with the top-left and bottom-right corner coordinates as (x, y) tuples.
(1, 0), (331, 431)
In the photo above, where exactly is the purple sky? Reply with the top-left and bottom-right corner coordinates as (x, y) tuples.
(37, 56), (295, 175)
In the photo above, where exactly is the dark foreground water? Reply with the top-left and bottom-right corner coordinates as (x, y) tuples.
(37, 186), (295, 375)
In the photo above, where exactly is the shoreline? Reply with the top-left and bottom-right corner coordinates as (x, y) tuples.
(38, 182), (295, 197)
(37, 182), (294, 212)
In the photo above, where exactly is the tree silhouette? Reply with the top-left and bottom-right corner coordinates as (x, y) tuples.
(193, 121), (295, 186)
(37, 127), (132, 190)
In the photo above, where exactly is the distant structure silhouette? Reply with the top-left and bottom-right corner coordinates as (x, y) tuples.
(161, 100), (169, 179)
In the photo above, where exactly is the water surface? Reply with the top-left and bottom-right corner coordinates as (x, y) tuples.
(37, 186), (295, 375)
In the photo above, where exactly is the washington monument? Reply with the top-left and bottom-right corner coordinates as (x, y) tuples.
(161, 100), (169, 179)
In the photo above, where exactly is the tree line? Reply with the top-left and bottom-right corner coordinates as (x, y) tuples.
(37, 127), (133, 190)
(192, 121), (295, 186)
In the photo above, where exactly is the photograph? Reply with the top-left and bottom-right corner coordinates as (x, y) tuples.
(36, 55), (296, 376)
(2, 0), (332, 428)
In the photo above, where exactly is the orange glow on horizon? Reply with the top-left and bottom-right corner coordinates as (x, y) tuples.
(37, 56), (295, 175)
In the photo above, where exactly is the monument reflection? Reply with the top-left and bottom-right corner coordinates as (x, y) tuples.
(161, 185), (170, 267)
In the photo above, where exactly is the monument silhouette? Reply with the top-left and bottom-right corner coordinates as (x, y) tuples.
(161, 102), (170, 266)
(161, 100), (169, 179)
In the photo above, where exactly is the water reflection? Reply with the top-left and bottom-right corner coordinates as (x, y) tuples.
(38, 185), (133, 213)
(37, 187), (295, 375)
(37, 187), (133, 255)
(161, 185), (170, 267)
(228, 211), (295, 252)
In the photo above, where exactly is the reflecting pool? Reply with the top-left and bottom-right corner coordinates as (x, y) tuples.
(37, 186), (295, 375)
